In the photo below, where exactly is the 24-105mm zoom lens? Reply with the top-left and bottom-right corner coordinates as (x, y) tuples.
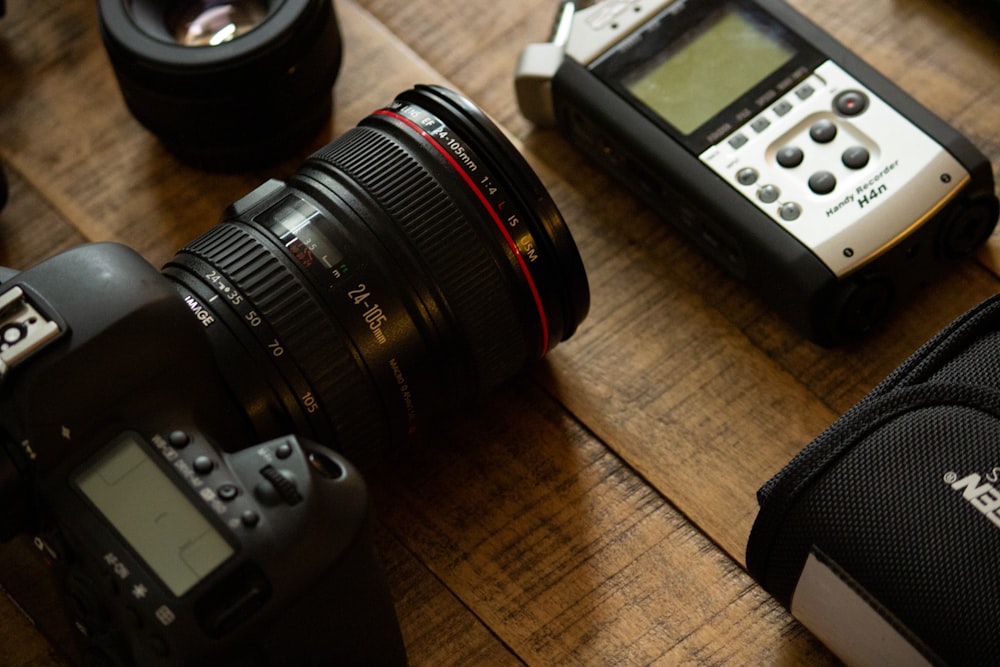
(164, 86), (590, 467)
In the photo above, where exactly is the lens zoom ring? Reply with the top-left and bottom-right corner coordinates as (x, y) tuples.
(180, 223), (388, 461)
(314, 127), (527, 390)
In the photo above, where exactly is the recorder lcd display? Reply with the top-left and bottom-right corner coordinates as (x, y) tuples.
(77, 434), (234, 596)
(624, 5), (794, 134)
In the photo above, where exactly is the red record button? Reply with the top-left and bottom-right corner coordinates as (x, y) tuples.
(834, 90), (869, 116)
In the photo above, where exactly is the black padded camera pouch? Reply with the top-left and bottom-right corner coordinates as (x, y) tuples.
(747, 293), (1000, 666)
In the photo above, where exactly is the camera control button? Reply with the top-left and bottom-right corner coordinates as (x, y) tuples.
(773, 99), (793, 117)
(168, 431), (190, 448)
(256, 466), (303, 506)
(254, 482), (281, 506)
(728, 133), (748, 149)
(217, 484), (239, 501)
(193, 456), (214, 475)
(275, 442), (294, 459)
(307, 450), (346, 480)
(241, 510), (260, 528)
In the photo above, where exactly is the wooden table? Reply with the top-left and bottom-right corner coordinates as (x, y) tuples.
(1, 0), (997, 664)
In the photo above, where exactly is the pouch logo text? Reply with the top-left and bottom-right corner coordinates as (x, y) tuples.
(944, 471), (1000, 530)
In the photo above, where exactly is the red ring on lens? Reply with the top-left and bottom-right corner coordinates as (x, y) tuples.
(373, 109), (550, 355)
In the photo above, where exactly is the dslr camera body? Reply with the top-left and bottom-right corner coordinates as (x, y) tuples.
(0, 83), (589, 665)
(516, 0), (998, 344)
(0, 244), (406, 665)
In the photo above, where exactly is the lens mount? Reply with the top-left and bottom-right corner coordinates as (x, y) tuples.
(98, 0), (343, 169)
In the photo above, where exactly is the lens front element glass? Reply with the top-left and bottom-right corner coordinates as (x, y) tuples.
(167, 0), (268, 46)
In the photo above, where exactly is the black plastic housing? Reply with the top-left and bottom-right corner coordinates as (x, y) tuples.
(548, 0), (998, 345)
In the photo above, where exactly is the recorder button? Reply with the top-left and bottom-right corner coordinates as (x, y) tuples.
(758, 185), (781, 204)
(737, 168), (759, 185)
(780, 202), (802, 221)
(728, 133), (748, 149)
(834, 90), (869, 116)
(842, 146), (870, 169)
(809, 171), (837, 195)
(809, 119), (837, 143)
(776, 146), (804, 168)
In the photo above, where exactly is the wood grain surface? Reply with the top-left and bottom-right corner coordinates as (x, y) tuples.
(1, 0), (998, 664)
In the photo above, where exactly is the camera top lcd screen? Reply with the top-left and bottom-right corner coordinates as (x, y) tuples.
(622, 5), (794, 135)
(76, 434), (234, 597)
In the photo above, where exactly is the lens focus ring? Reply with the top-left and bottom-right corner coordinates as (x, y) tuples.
(178, 223), (389, 463)
(302, 125), (530, 392)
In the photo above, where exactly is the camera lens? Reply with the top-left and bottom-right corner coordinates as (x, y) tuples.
(163, 86), (590, 467)
(97, 0), (342, 169)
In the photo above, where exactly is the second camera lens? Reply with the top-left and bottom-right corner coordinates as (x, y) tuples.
(99, 0), (343, 169)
